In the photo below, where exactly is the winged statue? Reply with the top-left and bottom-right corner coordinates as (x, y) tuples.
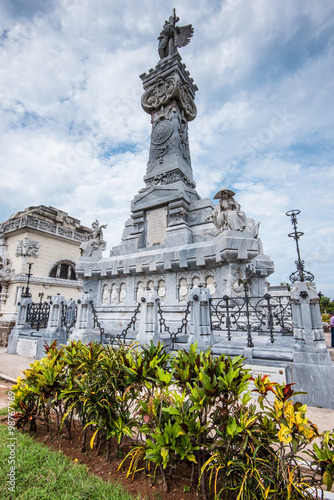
(158, 9), (194, 60)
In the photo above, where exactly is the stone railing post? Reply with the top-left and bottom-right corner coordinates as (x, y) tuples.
(188, 287), (214, 351)
(75, 294), (94, 330)
(69, 293), (97, 343)
(289, 281), (334, 408)
(65, 299), (77, 325)
(291, 281), (332, 367)
(46, 295), (66, 333)
(16, 297), (32, 329)
(7, 297), (33, 354)
(137, 291), (160, 345)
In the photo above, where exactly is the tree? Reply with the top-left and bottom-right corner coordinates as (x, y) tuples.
(319, 295), (334, 314)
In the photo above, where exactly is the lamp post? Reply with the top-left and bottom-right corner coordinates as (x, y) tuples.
(22, 262), (33, 298)
(286, 210), (314, 283)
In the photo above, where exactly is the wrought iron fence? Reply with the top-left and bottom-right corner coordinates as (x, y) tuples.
(210, 290), (293, 347)
(61, 302), (78, 338)
(27, 300), (50, 331)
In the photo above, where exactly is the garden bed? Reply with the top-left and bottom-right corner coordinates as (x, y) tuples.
(5, 340), (334, 499)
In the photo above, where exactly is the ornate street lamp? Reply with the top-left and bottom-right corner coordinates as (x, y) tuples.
(286, 210), (314, 283)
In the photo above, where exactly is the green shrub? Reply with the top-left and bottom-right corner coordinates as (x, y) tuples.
(11, 340), (334, 499)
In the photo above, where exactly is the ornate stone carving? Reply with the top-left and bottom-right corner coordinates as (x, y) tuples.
(142, 76), (176, 112)
(16, 237), (40, 258)
(169, 209), (187, 224)
(80, 220), (107, 258)
(142, 76), (197, 121)
(178, 277), (188, 302)
(102, 284), (109, 304)
(0, 232), (13, 280)
(1, 219), (20, 232)
(151, 119), (174, 145)
(136, 281), (145, 302)
(158, 279), (166, 300)
(145, 170), (195, 189)
(73, 232), (88, 242)
(39, 220), (56, 233)
(111, 283), (118, 303)
(232, 267), (245, 296)
(27, 216), (39, 228)
(205, 275), (216, 296)
(119, 283), (127, 303)
(58, 227), (73, 238)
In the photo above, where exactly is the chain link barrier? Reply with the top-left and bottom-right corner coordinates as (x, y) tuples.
(90, 300), (105, 343)
(105, 302), (141, 343)
(156, 298), (191, 350)
(90, 300), (142, 344)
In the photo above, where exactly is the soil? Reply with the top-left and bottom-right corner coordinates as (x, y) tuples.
(23, 420), (200, 500)
(1, 377), (334, 498)
(0, 376), (199, 500)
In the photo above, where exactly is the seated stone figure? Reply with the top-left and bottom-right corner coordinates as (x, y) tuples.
(207, 188), (260, 237)
(80, 220), (107, 258)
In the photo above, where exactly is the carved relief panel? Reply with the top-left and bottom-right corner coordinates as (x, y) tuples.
(111, 283), (118, 304)
(102, 284), (110, 304)
(157, 279), (166, 301)
(119, 283), (127, 303)
(16, 237), (40, 258)
(178, 277), (188, 302)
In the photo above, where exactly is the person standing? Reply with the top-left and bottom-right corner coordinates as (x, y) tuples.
(330, 312), (334, 348)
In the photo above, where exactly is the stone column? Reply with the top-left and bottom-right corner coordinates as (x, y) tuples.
(7, 297), (32, 353)
(137, 291), (160, 345)
(16, 297), (32, 329)
(291, 282), (328, 356)
(188, 287), (214, 351)
(37, 294), (67, 352)
(69, 293), (98, 343)
(65, 299), (77, 326)
(290, 281), (334, 409)
(46, 295), (66, 333)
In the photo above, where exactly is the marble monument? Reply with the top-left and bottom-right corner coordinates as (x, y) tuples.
(75, 11), (274, 335)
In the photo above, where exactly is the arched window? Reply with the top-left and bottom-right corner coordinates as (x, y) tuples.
(49, 262), (76, 280)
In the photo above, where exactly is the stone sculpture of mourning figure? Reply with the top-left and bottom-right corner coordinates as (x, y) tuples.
(207, 188), (260, 237)
(80, 220), (107, 258)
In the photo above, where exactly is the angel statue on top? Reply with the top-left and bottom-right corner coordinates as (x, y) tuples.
(158, 9), (194, 60)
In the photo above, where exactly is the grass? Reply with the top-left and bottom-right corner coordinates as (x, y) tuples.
(0, 424), (141, 500)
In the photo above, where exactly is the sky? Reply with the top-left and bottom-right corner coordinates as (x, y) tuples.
(1, 0), (333, 296)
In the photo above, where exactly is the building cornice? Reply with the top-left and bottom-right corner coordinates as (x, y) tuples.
(1, 214), (90, 243)
(10, 274), (83, 289)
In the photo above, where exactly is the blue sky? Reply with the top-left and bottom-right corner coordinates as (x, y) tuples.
(1, 0), (333, 295)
